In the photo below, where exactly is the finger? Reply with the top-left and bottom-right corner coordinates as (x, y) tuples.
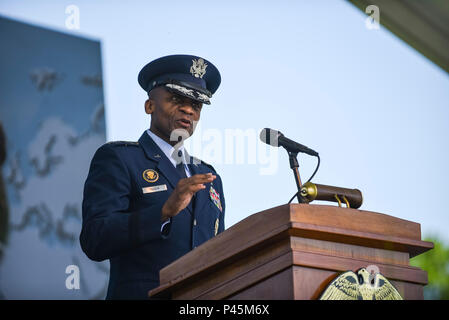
(186, 183), (206, 194)
(186, 173), (216, 184)
(176, 183), (203, 194)
(176, 174), (216, 191)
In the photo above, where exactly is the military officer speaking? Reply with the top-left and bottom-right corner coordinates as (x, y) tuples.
(80, 55), (225, 300)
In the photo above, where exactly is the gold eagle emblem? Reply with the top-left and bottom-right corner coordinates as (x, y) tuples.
(319, 268), (403, 300)
(143, 169), (159, 183)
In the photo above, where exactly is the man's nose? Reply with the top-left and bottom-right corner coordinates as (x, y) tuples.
(179, 103), (194, 115)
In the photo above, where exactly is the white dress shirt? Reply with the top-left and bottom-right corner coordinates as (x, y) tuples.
(146, 129), (191, 177)
(146, 129), (191, 233)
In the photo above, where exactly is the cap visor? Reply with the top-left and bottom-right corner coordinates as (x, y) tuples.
(165, 83), (211, 104)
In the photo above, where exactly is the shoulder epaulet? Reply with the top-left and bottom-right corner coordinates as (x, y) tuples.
(105, 141), (139, 147)
(195, 158), (217, 174)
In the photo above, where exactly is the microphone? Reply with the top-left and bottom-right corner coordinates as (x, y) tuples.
(259, 128), (319, 157)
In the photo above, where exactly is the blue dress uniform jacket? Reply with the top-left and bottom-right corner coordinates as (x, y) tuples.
(80, 131), (225, 299)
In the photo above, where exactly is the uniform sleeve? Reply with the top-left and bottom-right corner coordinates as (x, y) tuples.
(80, 144), (168, 262)
(216, 174), (225, 234)
(203, 162), (225, 235)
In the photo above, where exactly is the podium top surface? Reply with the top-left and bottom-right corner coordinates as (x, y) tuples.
(150, 204), (433, 297)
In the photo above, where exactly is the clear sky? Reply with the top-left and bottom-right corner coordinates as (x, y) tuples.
(1, 0), (448, 242)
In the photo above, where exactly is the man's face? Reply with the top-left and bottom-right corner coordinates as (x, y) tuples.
(145, 87), (203, 145)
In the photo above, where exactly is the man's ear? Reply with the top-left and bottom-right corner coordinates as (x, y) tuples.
(145, 98), (154, 115)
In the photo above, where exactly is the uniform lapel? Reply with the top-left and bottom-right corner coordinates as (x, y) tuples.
(138, 131), (193, 215)
(138, 132), (179, 189)
(186, 153), (211, 218)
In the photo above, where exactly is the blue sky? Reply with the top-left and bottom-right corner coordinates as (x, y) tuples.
(1, 0), (448, 243)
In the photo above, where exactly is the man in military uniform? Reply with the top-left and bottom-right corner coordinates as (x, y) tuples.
(80, 55), (225, 300)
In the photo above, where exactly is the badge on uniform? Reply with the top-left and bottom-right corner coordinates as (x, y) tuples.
(143, 169), (159, 183)
(209, 185), (222, 212)
(214, 218), (219, 236)
(142, 184), (167, 194)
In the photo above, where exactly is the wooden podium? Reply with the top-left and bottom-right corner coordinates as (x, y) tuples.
(149, 204), (433, 300)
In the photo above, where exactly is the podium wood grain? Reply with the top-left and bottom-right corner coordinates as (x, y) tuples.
(149, 204), (433, 300)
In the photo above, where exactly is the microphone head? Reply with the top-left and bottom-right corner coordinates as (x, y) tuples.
(259, 128), (283, 147)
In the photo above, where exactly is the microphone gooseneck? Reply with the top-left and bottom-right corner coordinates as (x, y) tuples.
(260, 128), (320, 204)
(259, 128), (319, 156)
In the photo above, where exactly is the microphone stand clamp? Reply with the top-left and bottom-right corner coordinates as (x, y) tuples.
(288, 151), (305, 204)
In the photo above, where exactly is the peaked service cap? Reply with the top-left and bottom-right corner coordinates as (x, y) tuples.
(138, 54), (221, 105)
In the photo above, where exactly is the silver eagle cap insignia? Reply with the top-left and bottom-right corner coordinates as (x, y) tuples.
(190, 58), (208, 78)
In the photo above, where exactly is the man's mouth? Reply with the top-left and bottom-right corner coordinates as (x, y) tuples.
(176, 119), (192, 129)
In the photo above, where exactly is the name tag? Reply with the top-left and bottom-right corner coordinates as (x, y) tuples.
(142, 184), (167, 194)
